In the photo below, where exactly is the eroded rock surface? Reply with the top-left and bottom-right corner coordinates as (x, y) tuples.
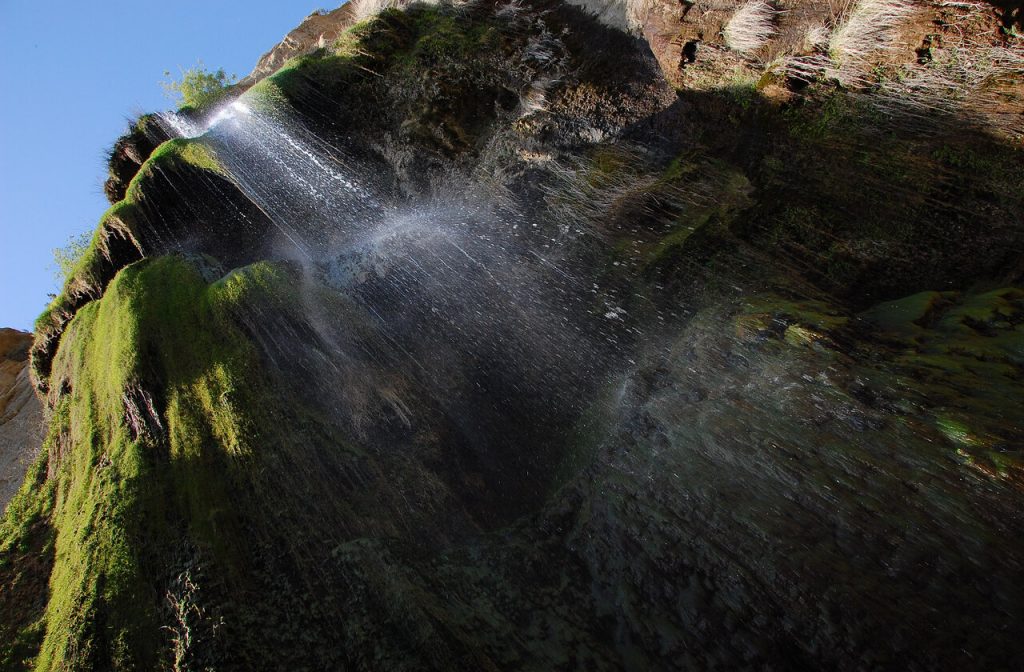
(240, 5), (360, 87)
(0, 329), (42, 512)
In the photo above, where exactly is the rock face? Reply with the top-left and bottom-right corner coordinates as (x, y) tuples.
(103, 116), (171, 204)
(240, 6), (357, 86)
(0, 329), (42, 512)
(4, 0), (1024, 670)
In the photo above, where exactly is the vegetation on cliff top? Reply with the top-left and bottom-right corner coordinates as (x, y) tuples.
(162, 63), (238, 112)
(49, 233), (91, 284)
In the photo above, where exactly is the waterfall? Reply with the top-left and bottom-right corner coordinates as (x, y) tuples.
(155, 93), (633, 442)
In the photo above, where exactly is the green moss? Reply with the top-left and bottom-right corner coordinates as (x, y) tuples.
(396, 6), (501, 69)
(0, 454), (55, 558)
(862, 288), (1024, 371)
(984, 450), (1022, 479)
(34, 133), (228, 392)
(210, 260), (294, 308)
(661, 155), (698, 183)
(783, 324), (832, 348)
(264, 4), (503, 115)
(932, 143), (1016, 180)
(34, 266), (181, 669)
(741, 295), (850, 334)
(935, 417), (990, 448)
(62, 212), (127, 289)
(852, 287), (1024, 465)
(141, 138), (225, 181)
(642, 214), (711, 269)
(729, 288), (1022, 483)
(51, 138), (220, 297)
(406, 12), (467, 63)
(589, 147), (632, 182)
(263, 7), (415, 96)
(859, 291), (950, 334)
(17, 256), (306, 669)
(0, 452), (57, 671)
(636, 159), (752, 277)
(784, 89), (892, 141)
(724, 79), (759, 113)
(935, 288), (1022, 329)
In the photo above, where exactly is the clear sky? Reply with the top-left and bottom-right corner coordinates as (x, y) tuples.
(0, 0), (323, 331)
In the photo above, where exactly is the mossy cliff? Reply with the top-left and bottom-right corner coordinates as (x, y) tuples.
(4, 0), (1024, 669)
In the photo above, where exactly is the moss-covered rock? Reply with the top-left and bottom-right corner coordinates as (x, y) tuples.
(31, 136), (271, 395)
(103, 115), (171, 204)
(8, 0), (1024, 669)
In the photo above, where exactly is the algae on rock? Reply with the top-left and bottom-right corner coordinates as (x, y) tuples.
(5, 0), (1024, 669)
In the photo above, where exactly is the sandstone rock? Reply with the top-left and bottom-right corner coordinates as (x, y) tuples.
(239, 5), (360, 87)
(0, 329), (43, 512)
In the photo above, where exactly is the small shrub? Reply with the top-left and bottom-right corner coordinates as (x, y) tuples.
(51, 232), (92, 284)
(162, 63), (237, 110)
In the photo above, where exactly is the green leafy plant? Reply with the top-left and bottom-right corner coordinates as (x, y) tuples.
(162, 63), (237, 110)
(50, 232), (91, 284)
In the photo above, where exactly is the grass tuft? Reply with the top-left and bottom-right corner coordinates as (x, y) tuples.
(724, 1), (777, 55)
(828, 0), (915, 69)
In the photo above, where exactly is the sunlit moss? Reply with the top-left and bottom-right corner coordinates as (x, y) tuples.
(936, 417), (986, 447)
(144, 138), (225, 178)
(6, 256), (304, 669)
(741, 295), (851, 334)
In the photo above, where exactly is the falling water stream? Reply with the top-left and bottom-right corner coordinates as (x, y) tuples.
(13, 36), (1013, 666)
(157, 93), (637, 462)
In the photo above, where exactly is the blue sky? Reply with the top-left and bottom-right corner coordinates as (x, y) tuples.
(0, 1), (321, 331)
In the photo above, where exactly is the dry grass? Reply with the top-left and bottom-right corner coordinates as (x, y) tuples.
(781, 0), (1024, 139)
(784, 0), (916, 87)
(828, 0), (916, 68)
(803, 23), (829, 52)
(869, 40), (1024, 137)
(519, 77), (557, 116)
(724, 1), (778, 55)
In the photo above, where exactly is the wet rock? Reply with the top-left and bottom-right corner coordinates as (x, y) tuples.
(103, 115), (171, 204)
(7, 0), (1024, 669)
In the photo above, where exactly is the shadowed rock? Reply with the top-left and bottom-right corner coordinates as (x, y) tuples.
(5, 1), (1024, 669)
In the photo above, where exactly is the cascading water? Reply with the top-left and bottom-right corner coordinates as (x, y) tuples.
(156, 91), (635, 507)
(161, 100), (386, 260)
(12, 2), (1024, 667)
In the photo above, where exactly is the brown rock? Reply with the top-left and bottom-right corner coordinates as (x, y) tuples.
(0, 329), (44, 512)
(239, 5), (360, 87)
